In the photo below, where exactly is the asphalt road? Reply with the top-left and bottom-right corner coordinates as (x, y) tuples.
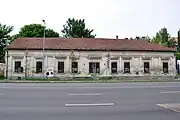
(1, 82), (180, 120)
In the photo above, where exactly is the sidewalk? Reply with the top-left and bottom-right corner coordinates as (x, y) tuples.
(0, 79), (179, 83)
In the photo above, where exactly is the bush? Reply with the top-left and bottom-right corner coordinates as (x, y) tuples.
(0, 75), (4, 80)
(177, 53), (180, 60)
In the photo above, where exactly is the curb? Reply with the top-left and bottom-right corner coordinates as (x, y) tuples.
(0, 80), (180, 83)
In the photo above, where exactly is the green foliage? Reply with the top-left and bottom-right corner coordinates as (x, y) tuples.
(134, 35), (151, 41)
(152, 33), (162, 44)
(45, 29), (59, 38)
(159, 28), (170, 43)
(0, 75), (4, 80)
(167, 37), (177, 48)
(178, 30), (180, 44)
(178, 30), (180, 51)
(18, 24), (59, 37)
(176, 53), (180, 60)
(0, 23), (13, 62)
(61, 18), (96, 38)
(141, 36), (151, 41)
(152, 27), (176, 48)
(10, 34), (20, 41)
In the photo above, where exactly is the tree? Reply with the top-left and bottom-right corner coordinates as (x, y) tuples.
(158, 28), (170, 46)
(0, 23), (13, 62)
(167, 37), (177, 48)
(141, 36), (151, 41)
(11, 34), (20, 41)
(178, 30), (180, 51)
(18, 24), (59, 37)
(159, 28), (169, 44)
(152, 33), (162, 44)
(45, 29), (59, 38)
(152, 28), (172, 47)
(61, 18), (96, 38)
(134, 36), (151, 41)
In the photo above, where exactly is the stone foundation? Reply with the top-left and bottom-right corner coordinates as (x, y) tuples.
(7, 75), (176, 81)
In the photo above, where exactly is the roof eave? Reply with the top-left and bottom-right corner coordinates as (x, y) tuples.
(7, 48), (176, 52)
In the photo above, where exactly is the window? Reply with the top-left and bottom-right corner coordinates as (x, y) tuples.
(72, 62), (78, 73)
(111, 62), (117, 73)
(89, 62), (100, 73)
(36, 61), (42, 73)
(124, 62), (130, 73)
(163, 62), (168, 73)
(58, 62), (64, 73)
(144, 62), (150, 73)
(14, 61), (23, 73)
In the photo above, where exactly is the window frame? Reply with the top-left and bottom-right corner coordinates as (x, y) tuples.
(58, 61), (64, 73)
(124, 62), (130, 73)
(72, 62), (78, 73)
(111, 62), (117, 74)
(14, 61), (22, 73)
(144, 62), (150, 74)
(36, 61), (43, 73)
(89, 62), (100, 73)
(163, 62), (169, 74)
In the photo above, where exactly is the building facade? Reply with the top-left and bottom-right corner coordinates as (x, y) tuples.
(5, 38), (176, 80)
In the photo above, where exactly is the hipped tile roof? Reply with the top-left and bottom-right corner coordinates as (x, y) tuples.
(8, 37), (176, 52)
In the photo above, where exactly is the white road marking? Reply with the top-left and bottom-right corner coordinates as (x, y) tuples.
(156, 104), (180, 113)
(68, 93), (102, 96)
(0, 93), (3, 96)
(160, 91), (180, 94)
(65, 103), (114, 107)
(0, 87), (12, 89)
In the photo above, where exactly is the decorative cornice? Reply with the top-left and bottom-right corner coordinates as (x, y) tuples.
(55, 56), (67, 59)
(12, 56), (23, 59)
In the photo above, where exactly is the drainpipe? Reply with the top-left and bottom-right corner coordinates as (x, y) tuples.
(42, 19), (46, 80)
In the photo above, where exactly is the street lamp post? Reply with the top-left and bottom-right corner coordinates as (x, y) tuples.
(5, 32), (9, 80)
(42, 19), (46, 79)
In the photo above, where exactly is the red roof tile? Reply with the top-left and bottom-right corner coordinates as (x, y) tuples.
(8, 37), (176, 52)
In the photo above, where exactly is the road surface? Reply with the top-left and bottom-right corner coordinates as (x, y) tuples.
(1, 82), (180, 120)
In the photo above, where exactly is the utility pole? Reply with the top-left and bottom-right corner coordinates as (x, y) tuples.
(6, 39), (8, 80)
(42, 19), (46, 80)
(3, 30), (7, 79)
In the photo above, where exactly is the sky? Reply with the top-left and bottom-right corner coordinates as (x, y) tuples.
(0, 0), (180, 38)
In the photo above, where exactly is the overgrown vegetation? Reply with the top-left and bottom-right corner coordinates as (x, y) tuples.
(0, 23), (13, 62)
(0, 75), (4, 80)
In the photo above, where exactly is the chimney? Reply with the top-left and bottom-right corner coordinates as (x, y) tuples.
(116, 35), (118, 39)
